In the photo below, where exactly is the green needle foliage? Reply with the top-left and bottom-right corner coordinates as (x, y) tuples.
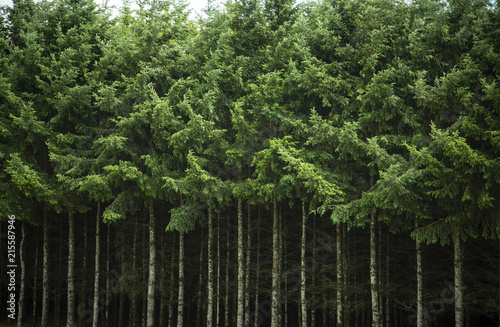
(1, 0), (499, 325)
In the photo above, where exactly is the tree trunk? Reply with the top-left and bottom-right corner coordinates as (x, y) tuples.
(370, 213), (381, 327)
(168, 234), (175, 327)
(105, 224), (110, 326)
(177, 230), (185, 327)
(343, 224), (348, 327)
(80, 215), (88, 327)
(217, 213), (221, 327)
(225, 216), (230, 327)
(354, 229), (359, 327)
(254, 207), (261, 327)
(208, 207), (214, 327)
(42, 208), (49, 327)
(283, 214), (288, 327)
(271, 194), (280, 327)
(131, 218), (138, 327)
(337, 223), (343, 327)
(159, 235), (166, 327)
(416, 221), (424, 327)
(147, 200), (156, 327)
(33, 228), (39, 325)
(454, 231), (464, 327)
(118, 240), (125, 327)
(67, 212), (76, 327)
(498, 239), (500, 327)
(237, 199), (244, 327)
(379, 225), (383, 327)
(311, 215), (316, 327)
(386, 232), (390, 327)
(92, 203), (101, 327)
(18, 221), (25, 327)
(301, 201), (307, 327)
(55, 226), (63, 327)
(197, 232), (204, 327)
(245, 204), (251, 327)
(279, 207), (283, 327)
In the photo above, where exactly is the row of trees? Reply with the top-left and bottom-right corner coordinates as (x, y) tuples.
(1, 0), (499, 326)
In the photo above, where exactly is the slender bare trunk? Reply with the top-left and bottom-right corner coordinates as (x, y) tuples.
(337, 223), (343, 327)
(159, 236), (166, 327)
(80, 216), (88, 327)
(498, 239), (500, 327)
(197, 232), (204, 327)
(416, 221), (423, 327)
(311, 215), (316, 327)
(55, 226), (62, 327)
(254, 207), (261, 326)
(131, 218), (138, 327)
(225, 216), (230, 327)
(370, 213), (381, 327)
(454, 231), (464, 327)
(343, 224), (348, 327)
(279, 207), (284, 327)
(208, 207), (214, 327)
(168, 234), (175, 327)
(378, 224), (383, 326)
(354, 229), (359, 327)
(18, 221), (25, 327)
(67, 212), (76, 327)
(147, 200), (156, 327)
(217, 213), (221, 327)
(386, 232), (390, 327)
(92, 203), (101, 327)
(301, 201), (307, 327)
(105, 224), (110, 326)
(245, 204), (251, 327)
(41, 208), (49, 327)
(284, 216), (288, 327)
(33, 228), (39, 325)
(271, 194), (279, 327)
(237, 199), (244, 327)
(141, 229), (146, 327)
(177, 230), (185, 327)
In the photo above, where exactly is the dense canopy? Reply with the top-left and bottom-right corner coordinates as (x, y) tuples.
(0, 0), (499, 326)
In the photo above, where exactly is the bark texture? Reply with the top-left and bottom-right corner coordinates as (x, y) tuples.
(301, 201), (307, 327)
(207, 207), (214, 327)
(41, 209), (49, 327)
(416, 222), (424, 327)
(217, 213), (221, 327)
(370, 213), (381, 327)
(225, 217), (230, 327)
(92, 203), (101, 327)
(254, 208), (261, 327)
(337, 223), (343, 327)
(33, 231), (39, 325)
(177, 230), (185, 327)
(245, 204), (251, 327)
(271, 195), (279, 327)
(147, 200), (156, 327)
(237, 199), (244, 327)
(454, 233), (464, 327)
(67, 212), (75, 327)
(18, 221), (25, 327)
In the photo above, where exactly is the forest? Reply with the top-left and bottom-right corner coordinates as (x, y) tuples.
(0, 0), (499, 326)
